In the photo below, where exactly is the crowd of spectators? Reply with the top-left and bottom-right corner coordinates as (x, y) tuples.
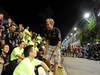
(0, 12), (55, 75)
(61, 43), (100, 61)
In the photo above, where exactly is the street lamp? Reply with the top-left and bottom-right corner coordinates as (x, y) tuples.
(74, 27), (77, 31)
(67, 36), (69, 39)
(70, 33), (73, 36)
(98, 12), (100, 16)
(84, 12), (90, 19)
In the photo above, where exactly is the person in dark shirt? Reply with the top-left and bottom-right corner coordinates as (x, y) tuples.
(0, 13), (4, 25)
(0, 25), (6, 49)
(0, 13), (9, 28)
(0, 44), (10, 75)
(0, 44), (10, 64)
(41, 18), (62, 75)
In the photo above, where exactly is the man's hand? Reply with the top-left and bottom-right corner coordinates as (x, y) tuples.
(0, 58), (4, 64)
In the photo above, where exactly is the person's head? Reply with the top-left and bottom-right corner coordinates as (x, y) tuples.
(46, 18), (55, 30)
(0, 25), (4, 32)
(9, 25), (16, 32)
(18, 41), (26, 48)
(24, 45), (37, 58)
(19, 24), (23, 28)
(2, 44), (9, 54)
(19, 24), (24, 31)
(19, 24), (23, 27)
(0, 13), (4, 21)
(8, 18), (13, 24)
(11, 25), (16, 32)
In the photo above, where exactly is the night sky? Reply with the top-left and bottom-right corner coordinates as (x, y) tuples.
(0, 0), (85, 40)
